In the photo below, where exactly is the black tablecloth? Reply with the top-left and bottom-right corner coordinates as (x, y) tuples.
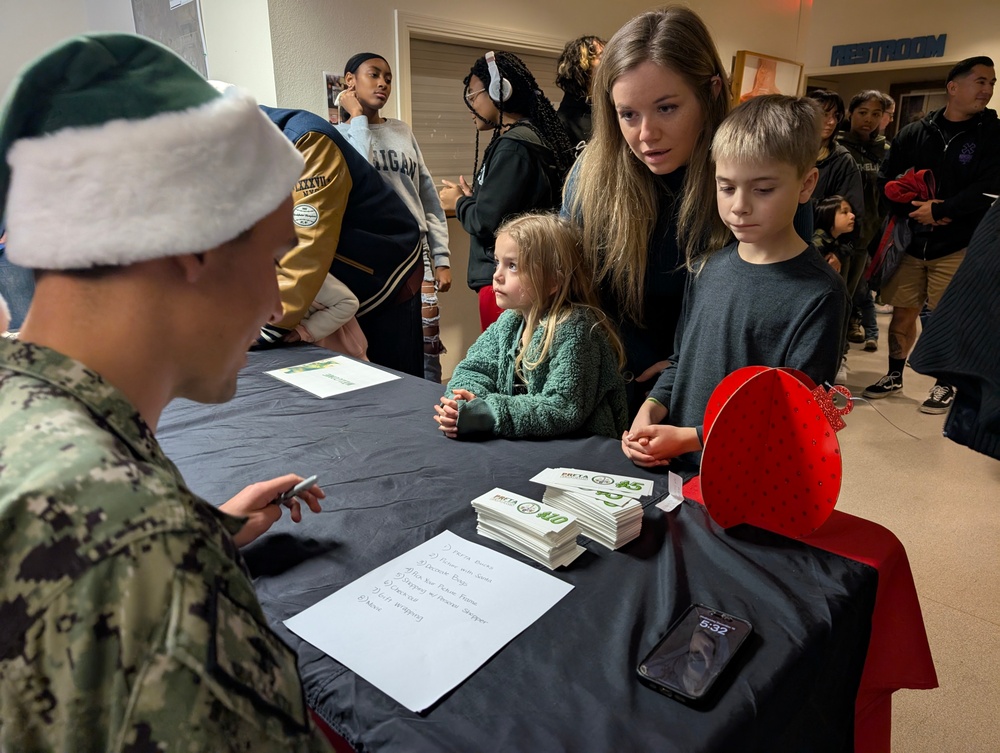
(159, 347), (877, 753)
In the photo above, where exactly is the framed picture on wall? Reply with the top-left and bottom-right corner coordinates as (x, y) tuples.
(731, 51), (804, 106)
(324, 71), (347, 124)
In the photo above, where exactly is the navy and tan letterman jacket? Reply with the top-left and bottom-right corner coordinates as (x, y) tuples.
(262, 106), (420, 328)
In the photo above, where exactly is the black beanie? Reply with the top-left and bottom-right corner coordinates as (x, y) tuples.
(344, 52), (388, 75)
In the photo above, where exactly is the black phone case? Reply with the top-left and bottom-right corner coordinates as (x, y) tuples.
(636, 604), (753, 706)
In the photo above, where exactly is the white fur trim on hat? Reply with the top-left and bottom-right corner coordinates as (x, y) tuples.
(4, 88), (304, 269)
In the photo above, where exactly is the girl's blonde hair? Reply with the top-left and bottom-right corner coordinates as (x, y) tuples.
(566, 5), (732, 319)
(496, 213), (625, 378)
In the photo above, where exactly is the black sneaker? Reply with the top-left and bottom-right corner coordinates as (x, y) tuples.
(862, 372), (903, 399)
(920, 384), (956, 414)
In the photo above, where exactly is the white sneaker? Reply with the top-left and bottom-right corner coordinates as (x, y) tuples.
(835, 357), (849, 385)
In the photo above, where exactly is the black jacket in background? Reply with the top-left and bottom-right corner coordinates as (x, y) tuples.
(557, 94), (593, 148)
(910, 198), (1000, 459)
(457, 124), (562, 290)
(879, 107), (1000, 260)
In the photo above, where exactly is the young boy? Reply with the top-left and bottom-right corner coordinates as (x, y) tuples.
(622, 95), (849, 469)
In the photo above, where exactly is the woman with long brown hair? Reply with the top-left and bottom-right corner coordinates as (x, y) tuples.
(564, 6), (731, 414)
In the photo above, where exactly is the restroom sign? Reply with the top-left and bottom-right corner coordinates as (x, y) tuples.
(831, 34), (947, 67)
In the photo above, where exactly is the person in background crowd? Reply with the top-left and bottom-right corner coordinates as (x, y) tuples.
(837, 89), (890, 352)
(337, 52), (451, 382)
(807, 88), (863, 383)
(880, 93), (896, 139)
(874, 92), (897, 313)
(563, 5), (732, 416)
(258, 101), (423, 377)
(863, 56), (1000, 414)
(0, 34), (331, 751)
(555, 35), (606, 149)
(440, 50), (574, 331)
(812, 194), (857, 277)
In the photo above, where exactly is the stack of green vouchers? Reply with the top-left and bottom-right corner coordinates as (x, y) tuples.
(471, 488), (585, 569)
(530, 468), (651, 549)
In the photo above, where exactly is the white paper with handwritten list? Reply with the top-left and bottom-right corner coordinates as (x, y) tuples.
(284, 530), (573, 712)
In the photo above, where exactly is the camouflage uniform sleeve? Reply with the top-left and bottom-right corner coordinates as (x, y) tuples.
(2, 529), (332, 753)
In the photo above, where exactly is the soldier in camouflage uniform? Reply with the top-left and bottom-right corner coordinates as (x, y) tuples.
(0, 35), (335, 751)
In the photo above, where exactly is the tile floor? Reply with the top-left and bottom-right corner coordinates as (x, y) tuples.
(835, 313), (999, 752)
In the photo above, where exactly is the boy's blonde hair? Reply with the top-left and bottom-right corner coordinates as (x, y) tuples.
(711, 95), (823, 178)
(496, 213), (625, 378)
(566, 6), (731, 318)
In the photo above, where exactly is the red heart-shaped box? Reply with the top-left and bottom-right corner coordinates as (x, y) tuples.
(700, 366), (851, 538)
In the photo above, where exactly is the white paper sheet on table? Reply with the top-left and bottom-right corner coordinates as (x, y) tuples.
(284, 530), (574, 712)
(265, 356), (399, 397)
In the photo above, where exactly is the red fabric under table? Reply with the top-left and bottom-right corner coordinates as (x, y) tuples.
(683, 476), (938, 753)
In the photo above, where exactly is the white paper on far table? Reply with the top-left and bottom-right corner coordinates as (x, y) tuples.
(284, 530), (574, 712)
(266, 356), (399, 397)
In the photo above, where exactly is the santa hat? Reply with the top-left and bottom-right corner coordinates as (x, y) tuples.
(0, 33), (303, 269)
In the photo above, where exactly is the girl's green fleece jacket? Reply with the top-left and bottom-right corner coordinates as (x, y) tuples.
(446, 307), (628, 439)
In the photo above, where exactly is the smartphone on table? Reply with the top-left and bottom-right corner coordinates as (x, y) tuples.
(636, 604), (753, 705)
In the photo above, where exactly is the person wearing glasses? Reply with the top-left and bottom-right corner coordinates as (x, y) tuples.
(439, 51), (574, 330)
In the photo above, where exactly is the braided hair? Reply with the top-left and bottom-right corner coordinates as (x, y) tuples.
(462, 51), (575, 186)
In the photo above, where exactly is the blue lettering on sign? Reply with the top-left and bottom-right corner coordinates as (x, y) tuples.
(831, 34), (946, 67)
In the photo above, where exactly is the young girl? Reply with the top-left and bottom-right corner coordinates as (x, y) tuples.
(562, 7), (732, 415)
(433, 213), (627, 439)
(336, 52), (451, 381)
(439, 51), (575, 331)
(812, 195), (856, 275)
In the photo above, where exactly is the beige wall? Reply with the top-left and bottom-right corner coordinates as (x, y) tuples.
(200, 0), (277, 105)
(804, 0), (998, 77)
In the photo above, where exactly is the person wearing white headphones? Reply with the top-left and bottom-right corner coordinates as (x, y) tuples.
(439, 51), (575, 330)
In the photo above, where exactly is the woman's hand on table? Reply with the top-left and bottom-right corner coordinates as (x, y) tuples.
(221, 474), (325, 547)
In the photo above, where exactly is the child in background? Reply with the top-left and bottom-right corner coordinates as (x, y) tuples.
(336, 52), (451, 381)
(286, 273), (369, 361)
(623, 95), (849, 469)
(812, 195), (856, 275)
(434, 213), (627, 439)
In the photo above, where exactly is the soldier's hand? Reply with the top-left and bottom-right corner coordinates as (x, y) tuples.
(221, 474), (325, 547)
